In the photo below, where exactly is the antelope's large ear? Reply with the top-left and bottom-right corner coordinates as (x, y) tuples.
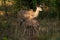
(40, 5), (43, 8)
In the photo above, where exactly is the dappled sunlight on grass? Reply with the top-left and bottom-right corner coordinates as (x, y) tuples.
(0, 0), (14, 6)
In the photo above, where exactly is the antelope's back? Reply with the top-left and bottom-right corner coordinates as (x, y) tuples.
(17, 10), (27, 20)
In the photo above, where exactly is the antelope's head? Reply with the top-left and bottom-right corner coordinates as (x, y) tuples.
(36, 5), (43, 11)
(36, 4), (49, 12)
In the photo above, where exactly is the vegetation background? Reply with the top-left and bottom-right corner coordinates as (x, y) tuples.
(0, 0), (60, 40)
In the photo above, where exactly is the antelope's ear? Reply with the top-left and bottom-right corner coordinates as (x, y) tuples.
(40, 5), (42, 7)
(40, 5), (43, 7)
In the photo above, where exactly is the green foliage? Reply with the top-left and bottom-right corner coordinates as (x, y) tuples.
(2, 37), (8, 40)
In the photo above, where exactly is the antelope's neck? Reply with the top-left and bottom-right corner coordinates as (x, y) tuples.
(34, 9), (40, 18)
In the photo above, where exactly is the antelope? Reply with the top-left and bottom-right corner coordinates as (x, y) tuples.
(17, 5), (43, 40)
(17, 5), (43, 21)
